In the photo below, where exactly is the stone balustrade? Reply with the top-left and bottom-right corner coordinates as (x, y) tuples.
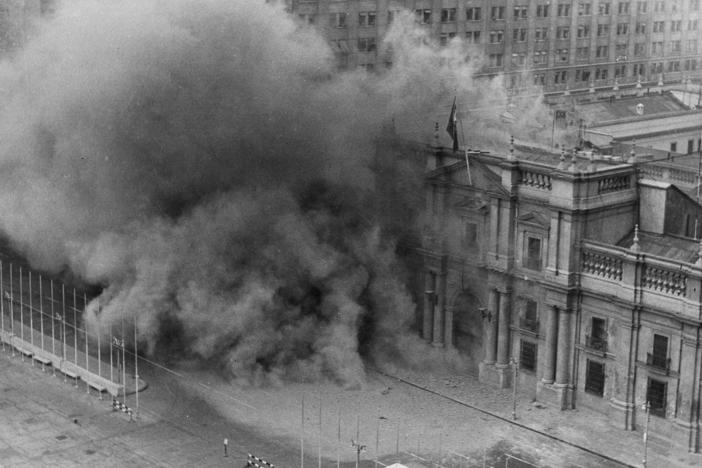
(519, 169), (552, 190)
(581, 249), (623, 281)
(596, 175), (630, 194)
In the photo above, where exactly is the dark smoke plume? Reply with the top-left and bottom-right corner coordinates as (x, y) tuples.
(0, 0), (557, 384)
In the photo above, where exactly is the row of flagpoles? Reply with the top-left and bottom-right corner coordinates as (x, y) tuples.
(0, 259), (139, 417)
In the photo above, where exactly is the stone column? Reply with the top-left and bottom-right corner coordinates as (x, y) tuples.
(484, 290), (499, 364)
(542, 305), (558, 384)
(496, 290), (511, 366)
(432, 273), (446, 347)
(422, 272), (435, 342)
(555, 308), (572, 385)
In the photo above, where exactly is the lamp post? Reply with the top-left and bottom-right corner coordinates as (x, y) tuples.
(511, 357), (519, 420)
(642, 401), (650, 468)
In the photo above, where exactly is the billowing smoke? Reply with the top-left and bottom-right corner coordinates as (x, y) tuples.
(0, 0), (558, 384)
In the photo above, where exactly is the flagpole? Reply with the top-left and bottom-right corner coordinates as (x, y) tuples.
(50, 279), (55, 376)
(134, 313), (138, 419)
(10, 264), (14, 357)
(61, 283), (66, 363)
(29, 271), (34, 355)
(73, 288), (77, 365)
(84, 293), (89, 392)
(39, 274), (44, 355)
(97, 297), (101, 379)
(19, 267), (24, 361)
(0, 261), (4, 352)
(110, 317), (114, 384)
(122, 312), (126, 407)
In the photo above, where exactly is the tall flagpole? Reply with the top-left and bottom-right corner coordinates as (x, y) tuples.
(39, 274), (44, 354)
(50, 279), (55, 376)
(0, 261), (4, 352)
(97, 297), (101, 379)
(29, 271), (34, 353)
(9, 264), (14, 357)
(61, 283), (66, 363)
(122, 312), (126, 406)
(84, 293), (89, 392)
(134, 313), (138, 419)
(73, 288), (77, 365)
(109, 317), (114, 384)
(19, 267), (24, 361)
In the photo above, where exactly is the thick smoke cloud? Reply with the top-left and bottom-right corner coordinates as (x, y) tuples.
(0, 0), (558, 384)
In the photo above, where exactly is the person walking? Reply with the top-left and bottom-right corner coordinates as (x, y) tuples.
(223, 438), (228, 457)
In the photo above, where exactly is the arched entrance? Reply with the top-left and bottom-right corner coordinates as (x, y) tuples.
(451, 290), (484, 374)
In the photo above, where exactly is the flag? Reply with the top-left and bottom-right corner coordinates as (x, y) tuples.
(446, 97), (459, 152)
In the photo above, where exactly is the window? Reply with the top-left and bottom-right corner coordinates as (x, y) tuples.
(462, 221), (478, 248)
(617, 23), (629, 35)
(599, 2), (611, 14)
(671, 142), (678, 152)
(671, 40), (682, 54)
(598, 24), (610, 36)
(525, 236), (542, 270)
(466, 7), (482, 21)
(491, 6), (505, 20)
(685, 58), (698, 70)
(653, 21), (664, 32)
(554, 69), (568, 83)
(671, 20), (682, 32)
(692, 0), (700, 11)
(519, 340), (537, 371)
(489, 54), (504, 67)
(652, 61), (664, 73)
(536, 4), (550, 17)
(688, 20), (699, 31)
(637, 1), (648, 13)
(635, 43), (646, 56)
(441, 8), (456, 22)
(439, 32), (457, 46)
(654, 1), (665, 12)
(520, 299), (539, 331)
(358, 12), (376, 27)
(357, 37), (376, 52)
(535, 27), (549, 41)
(596, 67), (609, 80)
(514, 5), (528, 19)
(652, 41), (664, 55)
(330, 12), (347, 28)
(298, 13), (315, 25)
(687, 40), (698, 53)
(576, 68), (592, 82)
(465, 30), (482, 44)
(556, 48), (569, 62)
(489, 30), (504, 43)
(616, 43), (628, 56)
(558, 3), (571, 15)
(647, 378), (667, 417)
(633, 62), (646, 75)
(597, 45), (609, 58)
(618, 2), (630, 14)
(585, 360), (605, 396)
(556, 26), (570, 39)
(577, 46), (590, 60)
(415, 9), (431, 24)
(533, 72), (546, 85)
(513, 28), (527, 42)
(579, 2), (592, 15)
(534, 50), (549, 65)
(688, 140), (695, 154)
(635, 22), (647, 34)
(578, 25), (591, 37)
(588, 317), (607, 351)
(648, 334), (670, 369)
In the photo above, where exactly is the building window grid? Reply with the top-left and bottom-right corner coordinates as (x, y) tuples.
(556, 48), (570, 62)
(577, 46), (590, 60)
(524, 236), (542, 270)
(357, 37), (376, 53)
(534, 50), (549, 64)
(653, 21), (665, 33)
(576, 68), (592, 81)
(597, 45), (609, 58)
(466, 30), (482, 44)
(671, 20), (682, 32)
(489, 53), (504, 67)
(688, 19), (699, 31)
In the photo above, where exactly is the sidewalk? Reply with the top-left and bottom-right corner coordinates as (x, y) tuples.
(386, 366), (702, 468)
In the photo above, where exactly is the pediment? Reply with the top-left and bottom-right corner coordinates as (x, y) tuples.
(429, 157), (509, 197)
(517, 211), (550, 229)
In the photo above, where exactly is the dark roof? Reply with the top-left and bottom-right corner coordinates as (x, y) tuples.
(578, 92), (688, 123)
(617, 230), (700, 263)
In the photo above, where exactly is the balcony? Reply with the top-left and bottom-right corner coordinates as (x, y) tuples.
(519, 317), (540, 333)
(585, 335), (608, 353)
(646, 353), (671, 374)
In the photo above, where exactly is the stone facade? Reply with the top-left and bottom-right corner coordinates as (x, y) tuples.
(411, 139), (702, 452)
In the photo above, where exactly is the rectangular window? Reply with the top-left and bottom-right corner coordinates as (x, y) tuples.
(596, 67), (609, 80)
(534, 50), (549, 64)
(489, 30), (505, 43)
(618, 2), (630, 14)
(598, 24), (610, 36)
(491, 6), (506, 20)
(671, 41), (682, 54)
(688, 20), (699, 31)
(489, 53), (504, 67)
(599, 2), (611, 14)
(671, 20), (682, 32)
(556, 26), (570, 39)
(588, 317), (607, 350)
(652, 41), (664, 55)
(687, 40), (698, 53)
(533, 72), (546, 85)
(577, 68), (592, 82)
(597, 45), (609, 58)
(298, 13), (315, 25)
(535, 27), (549, 41)
(671, 142), (678, 152)
(578, 25), (591, 37)
(649, 334), (669, 369)
(439, 32), (457, 46)
(585, 360), (605, 396)
(415, 9), (432, 24)
(441, 8), (456, 22)
(513, 28), (527, 42)
(692, 0), (700, 11)
(647, 378), (667, 417)
(636, 22), (647, 34)
(688, 139), (695, 154)
(556, 48), (569, 62)
(577, 47), (590, 60)
(465, 30), (482, 44)
(519, 340), (537, 371)
(635, 43), (646, 56)
(525, 236), (542, 270)
(330, 12), (347, 28)
(653, 21), (664, 33)
(558, 3), (571, 16)
(554, 69), (568, 83)
(536, 4), (550, 17)
(522, 300), (538, 331)
(633, 62), (646, 76)
(637, 1), (648, 13)
(463, 221), (478, 247)
(654, 1), (665, 12)
(466, 7), (482, 21)
(579, 2), (592, 15)
(358, 12), (376, 27)
(514, 5), (528, 19)
(617, 23), (629, 35)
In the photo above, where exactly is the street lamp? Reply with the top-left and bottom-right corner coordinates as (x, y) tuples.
(642, 401), (650, 468)
(510, 357), (519, 420)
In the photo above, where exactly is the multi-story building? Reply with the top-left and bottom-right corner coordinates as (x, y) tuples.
(393, 133), (702, 452)
(286, 0), (702, 93)
(0, 0), (55, 56)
